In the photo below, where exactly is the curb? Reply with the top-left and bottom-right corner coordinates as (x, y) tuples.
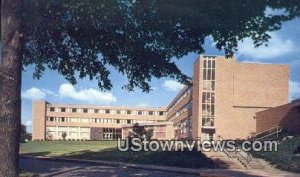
(20, 155), (203, 175)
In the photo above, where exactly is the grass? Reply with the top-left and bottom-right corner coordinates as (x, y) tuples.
(20, 141), (219, 169)
(20, 140), (116, 156)
(251, 136), (300, 173)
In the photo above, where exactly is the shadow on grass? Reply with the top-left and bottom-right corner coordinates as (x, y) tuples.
(55, 147), (228, 169)
(22, 151), (52, 157)
(20, 149), (272, 177)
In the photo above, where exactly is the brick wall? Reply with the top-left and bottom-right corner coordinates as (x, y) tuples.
(256, 101), (300, 135)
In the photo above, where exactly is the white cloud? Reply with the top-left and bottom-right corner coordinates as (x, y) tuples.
(237, 33), (295, 60)
(22, 87), (46, 100)
(162, 80), (184, 92)
(58, 83), (117, 104)
(41, 89), (58, 97)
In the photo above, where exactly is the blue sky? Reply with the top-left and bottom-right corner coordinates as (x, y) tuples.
(21, 17), (300, 132)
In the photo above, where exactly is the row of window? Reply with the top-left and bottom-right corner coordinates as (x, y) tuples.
(202, 92), (215, 104)
(202, 58), (215, 127)
(167, 87), (192, 115)
(102, 128), (122, 140)
(203, 80), (215, 91)
(169, 101), (192, 121)
(48, 107), (165, 116)
(46, 126), (90, 140)
(47, 117), (155, 124)
(47, 126), (90, 132)
(203, 58), (216, 69)
(202, 104), (215, 116)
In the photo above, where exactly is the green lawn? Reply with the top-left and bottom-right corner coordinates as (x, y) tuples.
(251, 136), (300, 173)
(20, 141), (116, 156)
(20, 141), (219, 169)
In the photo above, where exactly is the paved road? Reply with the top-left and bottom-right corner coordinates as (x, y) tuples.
(20, 157), (300, 177)
(20, 157), (199, 177)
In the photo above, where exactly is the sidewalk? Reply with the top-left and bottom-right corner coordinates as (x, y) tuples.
(21, 155), (300, 177)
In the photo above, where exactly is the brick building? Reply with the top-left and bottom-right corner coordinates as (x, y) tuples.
(32, 55), (292, 141)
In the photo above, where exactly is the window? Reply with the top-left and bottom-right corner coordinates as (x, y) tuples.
(203, 81), (215, 91)
(127, 120), (131, 124)
(61, 108), (66, 112)
(83, 108), (88, 113)
(102, 128), (122, 140)
(127, 110), (131, 114)
(94, 109), (99, 113)
(116, 110), (121, 114)
(159, 111), (164, 116)
(72, 108), (77, 113)
(201, 57), (216, 127)
(138, 110), (142, 115)
(105, 109), (110, 114)
(202, 92), (215, 104)
(202, 117), (214, 127)
(149, 111), (154, 115)
(116, 119), (120, 124)
(49, 117), (54, 121)
(61, 117), (65, 122)
(50, 107), (55, 112)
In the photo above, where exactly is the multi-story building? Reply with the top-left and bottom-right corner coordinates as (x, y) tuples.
(32, 55), (290, 141)
(32, 102), (166, 140)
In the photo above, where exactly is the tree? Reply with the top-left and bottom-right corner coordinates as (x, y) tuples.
(61, 132), (67, 141)
(145, 128), (154, 141)
(1, 0), (300, 176)
(1, 0), (23, 176)
(131, 123), (154, 141)
(20, 124), (31, 143)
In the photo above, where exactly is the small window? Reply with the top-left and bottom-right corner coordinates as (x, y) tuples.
(127, 120), (131, 124)
(94, 109), (99, 113)
(208, 59), (211, 68)
(127, 110), (131, 114)
(149, 111), (154, 115)
(83, 108), (88, 113)
(116, 119), (120, 124)
(61, 117), (65, 122)
(203, 69), (207, 80)
(138, 111), (142, 115)
(72, 108), (77, 113)
(105, 109), (110, 114)
(50, 107), (55, 112)
(116, 110), (121, 114)
(159, 111), (164, 116)
(61, 108), (66, 112)
(49, 117), (54, 121)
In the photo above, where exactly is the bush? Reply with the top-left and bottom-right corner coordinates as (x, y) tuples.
(293, 146), (300, 154)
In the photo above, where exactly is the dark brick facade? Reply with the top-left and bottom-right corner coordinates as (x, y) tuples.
(256, 101), (300, 135)
(90, 127), (103, 140)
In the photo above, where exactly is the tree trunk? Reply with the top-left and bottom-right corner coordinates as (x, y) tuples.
(0, 0), (23, 176)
